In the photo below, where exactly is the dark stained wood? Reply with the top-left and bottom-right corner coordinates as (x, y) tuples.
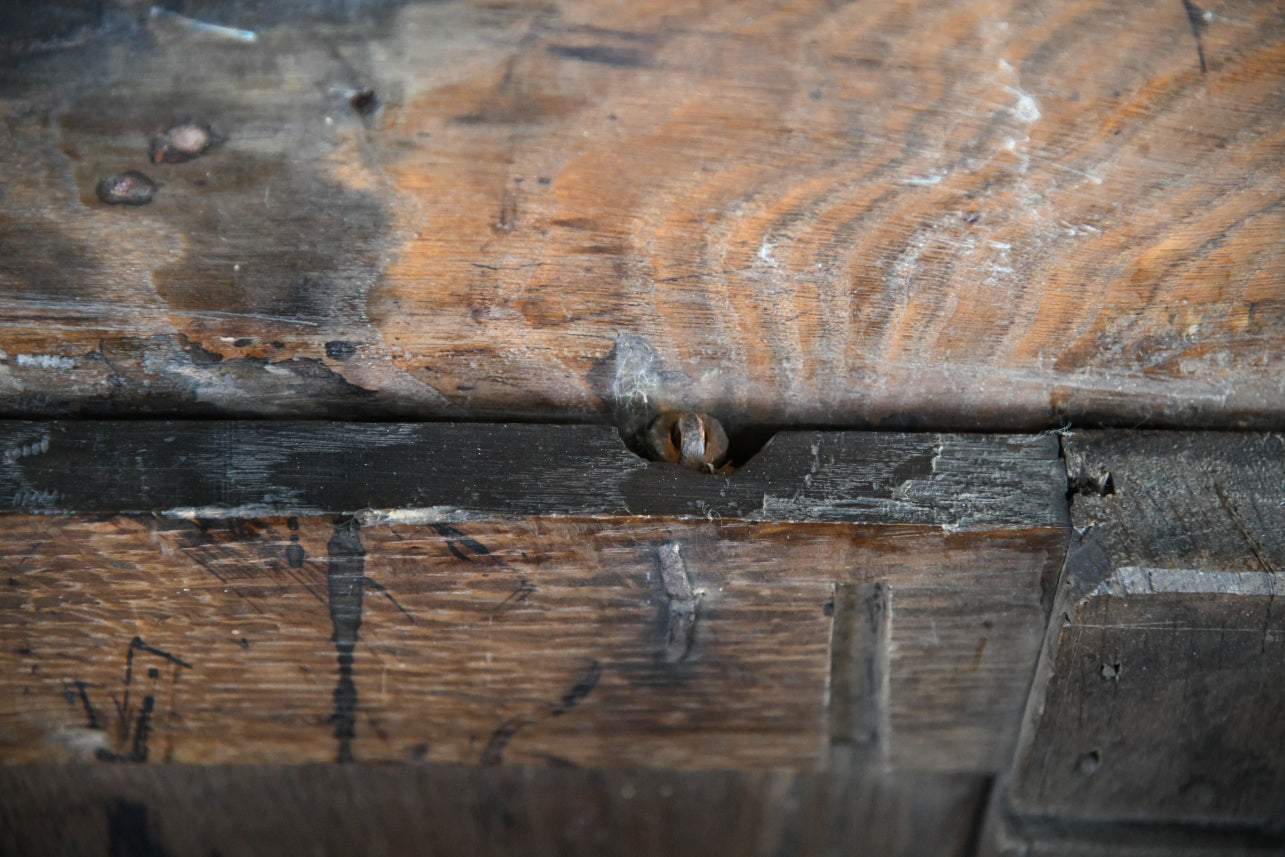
(992, 431), (1285, 855)
(0, 764), (991, 857)
(1011, 549), (1285, 826)
(1064, 430), (1285, 572)
(0, 0), (1281, 428)
(0, 421), (1068, 528)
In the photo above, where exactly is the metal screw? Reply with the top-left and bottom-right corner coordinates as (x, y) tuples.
(645, 411), (729, 473)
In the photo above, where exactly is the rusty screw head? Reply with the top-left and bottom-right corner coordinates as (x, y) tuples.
(645, 411), (730, 473)
(149, 122), (215, 164)
(95, 171), (157, 205)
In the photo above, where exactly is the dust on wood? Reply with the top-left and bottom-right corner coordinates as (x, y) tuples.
(0, 0), (1280, 428)
(996, 431), (1285, 854)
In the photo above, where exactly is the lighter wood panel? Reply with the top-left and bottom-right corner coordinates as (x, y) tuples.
(0, 515), (841, 767)
(0, 513), (1060, 771)
(0, 0), (1280, 425)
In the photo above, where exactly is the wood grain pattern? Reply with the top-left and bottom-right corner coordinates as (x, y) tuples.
(0, 424), (1065, 770)
(0, 421), (1067, 528)
(0, 764), (991, 857)
(992, 431), (1285, 855)
(1065, 430), (1285, 571)
(0, 513), (1062, 772)
(0, 0), (1281, 427)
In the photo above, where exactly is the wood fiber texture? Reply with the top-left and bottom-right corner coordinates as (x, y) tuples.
(0, 424), (1065, 770)
(0, 0), (1281, 427)
(996, 432), (1285, 854)
(0, 515), (1063, 772)
(0, 421), (1068, 527)
(0, 764), (992, 857)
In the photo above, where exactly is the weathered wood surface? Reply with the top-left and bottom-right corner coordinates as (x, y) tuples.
(992, 431), (1285, 855)
(0, 516), (1062, 771)
(0, 425), (1064, 770)
(1064, 431), (1285, 572)
(0, 421), (1067, 525)
(1, 0), (1282, 428)
(0, 764), (991, 857)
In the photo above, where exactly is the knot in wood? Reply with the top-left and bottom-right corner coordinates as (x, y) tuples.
(645, 411), (729, 473)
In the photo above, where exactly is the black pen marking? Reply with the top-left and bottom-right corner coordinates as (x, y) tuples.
(363, 576), (415, 623)
(431, 523), (493, 560)
(479, 660), (603, 765)
(1181, 0), (1209, 74)
(552, 660), (601, 716)
(129, 695), (155, 762)
(327, 515), (365, 763)
(70, 637), (193, 762)
(480, 717), (530, 766)
(70, 679), (102, 729)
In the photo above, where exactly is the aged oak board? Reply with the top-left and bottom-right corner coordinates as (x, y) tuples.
(0, 0), (1281, 429)
(1, 0), (1283, 854)
(992, 431), (1285, 856)
(0, 424), (1066, 773)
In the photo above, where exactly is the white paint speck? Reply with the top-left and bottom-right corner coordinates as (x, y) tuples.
(1013, 93), (1040, 123)
(15, 354), (75, 369)
(900, 169), (948, 186)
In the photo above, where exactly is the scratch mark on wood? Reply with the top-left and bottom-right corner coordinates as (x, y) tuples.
(552, 660), (602, 717)
(327, 515), (365, 763)
(828, 582), (889, 760)
(1181, 0), (1209, 73)
(546, 44), (648, 67)
(491, 578), (537, 615)
(1212, 482), (1276, 573)
(480, 660), (603, 765)
(657, 543), (700, 663)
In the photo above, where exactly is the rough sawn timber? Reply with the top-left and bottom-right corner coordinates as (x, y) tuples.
(0, 0), (1281, 428)
(992, 431), (1285, 855)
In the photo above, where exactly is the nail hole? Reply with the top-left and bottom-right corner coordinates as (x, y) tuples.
(1069, 466), (1114, 498)
(349, 89), (378, 115)
(1076, 750), (1101, 775)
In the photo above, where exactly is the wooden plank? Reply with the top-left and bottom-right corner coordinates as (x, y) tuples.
(0, 514), (1063, 773)
(0, 423), (1066, 770)
(993, 431), (1285, 854)
(0, 0), (1281, 428)
(0, 422), (1067, 528)
(0, 764), (991, 857)
(0, 515), (835, 768)
(1065, 431), (1285, 571)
